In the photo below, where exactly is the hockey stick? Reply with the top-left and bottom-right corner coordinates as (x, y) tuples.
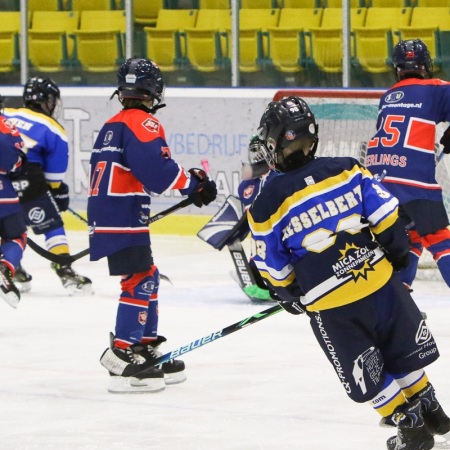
(26, 237), (89, 265)
(144, 304), (283, 367)
(68, 207), (88, 224)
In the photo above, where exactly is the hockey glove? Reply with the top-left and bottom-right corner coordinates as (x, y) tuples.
(385, 251), (409, 272)
(188, 168), (217, 207)
(440, 126), (450, 154)
(278, 300), (305, 315)
(50, 182), (70, 212)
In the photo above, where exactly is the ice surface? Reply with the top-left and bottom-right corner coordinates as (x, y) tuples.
(1, 232), (449, 450)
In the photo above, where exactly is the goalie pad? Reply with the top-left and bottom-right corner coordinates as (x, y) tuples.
(197, 195), (249, 251)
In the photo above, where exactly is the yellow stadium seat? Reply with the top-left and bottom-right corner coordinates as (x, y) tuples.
(307, 27), (342, 73)
(199, 0), (230, 7)
(70, 0), (113, 10)
(144, 9), (198, 72)
(267, 8), (323, 72)
(320, 7), (367, 28)
(29, 11), (79, 72)
(239, 8), (280, 72)
(134, 0), (164, 27)
(324, 0), (361, 7)
(363, 7), (411, 31)
(282, 0), (317, 7)
(186, 9), (231, 72)
(398, 7), (450, 69)
(72, 10), (126, 72)
(417, 0), (450, 5)
(0, 12), (20, 73)
(241, 0), (274, 7)
(371, 0), (405, 6)
(28, 0), (60, 11)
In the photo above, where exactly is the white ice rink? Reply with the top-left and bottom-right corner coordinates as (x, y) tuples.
(1, 231), (449, 450)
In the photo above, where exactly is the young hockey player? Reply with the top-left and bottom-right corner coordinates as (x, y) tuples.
(0, 101), (27, 308)
(88, 58), (217, 393)
(248, 95), (450, 450)
(3, 77), (92, 295)
(365, 39), (450, 290)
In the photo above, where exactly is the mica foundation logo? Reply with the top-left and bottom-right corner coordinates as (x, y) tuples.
(333, 243), (375, 281)
(28, 207), (45, 224)
(416, 320), (432, 345)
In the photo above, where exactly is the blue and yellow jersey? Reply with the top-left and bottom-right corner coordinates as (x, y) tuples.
(248, 157), (408, 312)
(3, 107), (68, 187)
(366, 78), (450, 204)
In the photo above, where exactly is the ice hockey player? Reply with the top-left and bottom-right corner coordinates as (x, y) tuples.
(248, 95), (450, 450)
(0, 98), (27, 308)
(88, 58), (217, 393)
(365, 39), (450, 290)
(3, 77), (92, 295)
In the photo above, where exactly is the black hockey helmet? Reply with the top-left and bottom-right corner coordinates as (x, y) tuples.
(23, 76), (60, 116)
(116, 58), (165, 112)
(392, 39), (433, 81)
(257, 96), (318, 172)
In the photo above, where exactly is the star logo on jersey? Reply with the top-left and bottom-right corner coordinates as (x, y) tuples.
(333, 243), (375, 281)
(142, 118), (159, 133)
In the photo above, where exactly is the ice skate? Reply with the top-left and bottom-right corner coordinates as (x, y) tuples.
(410, 383), (450, 436)
(386, 399), (434, 450)
(136, 336), (186, 385)
(51, 261), (93, 295)
(13, 264), (32, 293)
(0, 262), (20, 308)
(100, 344), (165, 394)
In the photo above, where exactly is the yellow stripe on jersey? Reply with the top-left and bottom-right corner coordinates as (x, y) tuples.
(249, 164), (365, 234)
(306, 257), (393, 312)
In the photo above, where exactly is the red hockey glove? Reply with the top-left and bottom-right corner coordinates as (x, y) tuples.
(188, 168), (217, 208)
(440, 126), (450, 154)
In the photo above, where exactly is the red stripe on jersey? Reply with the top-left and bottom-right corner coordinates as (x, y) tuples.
(94, 227), (148, 234)
(109, 163), (145, 195)
(422, 228), (450, 247)
(383, 178), (441, 190)
(114, 338), (132, 349)
(0, 198), (19, 204)
(168, 167), (191, 190)
(435, 249), (450, 261)
(405, 119), (435, 151)
(119, 296), (149, 307)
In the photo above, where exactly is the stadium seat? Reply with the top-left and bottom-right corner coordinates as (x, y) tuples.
(416, 0), (450, 5)
(267, 8), (323, 72)
(72, 10), (126, 72)
(133, 0), (164, 27)
(185, 9), (231, 72)
(70, 0), (114, 10)
(144, 9), (198, 72)
(324, 0), (361, 7)
(199, 0), (230, 7)
(28, 0), (61, 11)
(320, 7), (367, 28)
(398, 7), (450, 70)
(371, 0), (405, 6)
(238, 8), (280, 72)
(0, 11), (20, 73)
(282, 0), (317, 7)
(28, 11), (80, 72)
(240, 0), (275, 7)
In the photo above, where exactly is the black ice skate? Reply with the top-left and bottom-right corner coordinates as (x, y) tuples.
(0, 262), (21, 308)
(410, 383), (450, 436)
(13, 264), (32, 293)
(100, 344), (165, 393)
(386, 399), (434, 450)
(50, 261), (93, 295)
(136, 335), (186, 385)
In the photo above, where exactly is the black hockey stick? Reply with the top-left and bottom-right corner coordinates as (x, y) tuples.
(26, 237), (89, 265)
(28, 198), (194, 266)
(143, 304), (283, 368)
(68, 207), (88, 224)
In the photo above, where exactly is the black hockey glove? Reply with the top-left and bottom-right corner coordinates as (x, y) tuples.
(188, 168), (217, 208)
(440, 126), (450, 154)
(278, 300), (305, 315)
(385, 251), (409, 272)
(50, 182), (70, 212)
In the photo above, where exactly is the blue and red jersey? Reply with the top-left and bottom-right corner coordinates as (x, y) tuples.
(3, 107), (68, 186)
(0, 116), (25, 219)
(365, 78), (450, 204)
(88, 107), (199, 261)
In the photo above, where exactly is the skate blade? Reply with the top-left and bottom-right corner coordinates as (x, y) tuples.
(65, 283), (94, 296)
(164, 371), (187, 385)
(108, 375), (166, 393)
(14, 281), (31, 294)
(0, 290), (20, 308)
